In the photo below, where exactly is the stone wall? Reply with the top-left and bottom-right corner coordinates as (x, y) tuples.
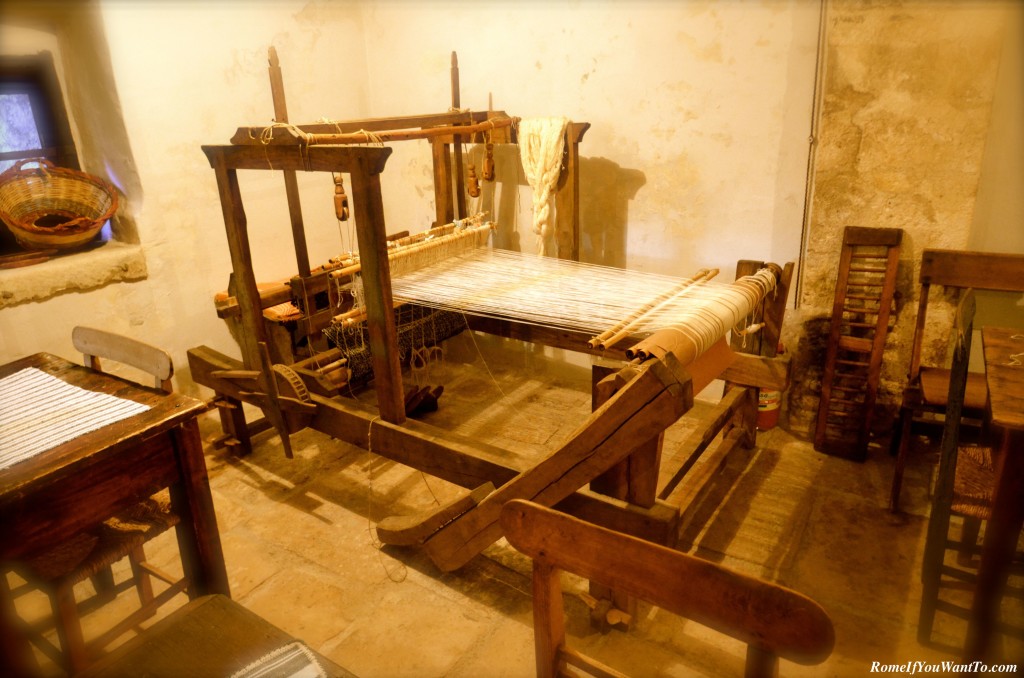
(782, 0), (1009, 442)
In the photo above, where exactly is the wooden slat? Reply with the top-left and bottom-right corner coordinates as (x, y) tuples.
(920, 249), (1024, 292)
(229, 109), (512, 144)
(266, 47), (311, 279)
(188, 345), (681, 542)
(202, 144), (391, 175)
(815, 226), (902, 459)
(501, 500), (835, 667)
(71, 327), (173, 388)
(417, 357), (693, 571)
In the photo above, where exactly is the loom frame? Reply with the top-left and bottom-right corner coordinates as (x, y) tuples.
(188, 134), (792, 565)
(188, 52), (794, 579)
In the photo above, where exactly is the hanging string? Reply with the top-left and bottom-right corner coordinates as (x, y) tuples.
(364, 416), (408, 583)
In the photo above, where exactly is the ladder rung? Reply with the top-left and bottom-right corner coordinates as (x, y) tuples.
(838, 336), (873, 353)
(845, 321), (878, 328)
(824, 410), (859, 419)
(847, 266), (887, 273)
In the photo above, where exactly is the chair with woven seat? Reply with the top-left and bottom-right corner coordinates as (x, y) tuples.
(0, 327), (190, 674)
(889, 249), (1024, 512)
(916, 291), (1018, 645)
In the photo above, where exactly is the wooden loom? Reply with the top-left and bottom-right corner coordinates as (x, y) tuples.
(188, 51), (794, 582)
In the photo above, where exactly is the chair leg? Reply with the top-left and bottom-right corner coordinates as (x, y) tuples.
(890, 407), (913, 512)
(51, 584), (89, 674)
(0, 572), (39, 677)
(90, 566), (117, 602)
(128, 545), (156, 617)
(918, 565), (940, 644)
(957, 516), (982, 566)
(918, 462), (957, 645)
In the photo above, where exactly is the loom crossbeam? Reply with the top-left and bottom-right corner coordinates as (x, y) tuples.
(230, 110), (517, 147)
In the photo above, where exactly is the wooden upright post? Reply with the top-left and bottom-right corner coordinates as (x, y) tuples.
(267, 47), (312, 280)
(554, 122), (590, 262)
(350, 156), (406, 425)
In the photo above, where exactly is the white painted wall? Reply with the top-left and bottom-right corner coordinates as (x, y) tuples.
(0, 0), (820, 394)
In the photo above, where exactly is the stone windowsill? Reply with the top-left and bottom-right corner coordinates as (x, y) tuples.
(0, 241), (147, 308)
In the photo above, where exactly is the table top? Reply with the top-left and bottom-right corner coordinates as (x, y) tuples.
(0, 352), (206, 501)
(981, 327), (1024, 431)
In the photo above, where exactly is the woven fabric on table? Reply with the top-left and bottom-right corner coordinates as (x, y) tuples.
(230, 641), (327, 678)
(0, 367), (150, 470)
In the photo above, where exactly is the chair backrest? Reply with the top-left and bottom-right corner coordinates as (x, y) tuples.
(921, 290), (976, 572)
(908, 249), (1024, 381)
(500, 499), (835, 678)
(71, 326), (174, 393)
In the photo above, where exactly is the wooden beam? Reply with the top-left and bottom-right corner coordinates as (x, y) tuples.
(501, 500), (836, 668)
(230, 109), (513, 142)
(209, 156), (266, 371)
(267, 46), (311, 279)
(230, 116), (516, 147)
(417, 356), (693, 571)
(202, 144), (391, 175)
(188, 345), (679, 542)
(348, 159), (404, 424)
(554, 122), (591, 261)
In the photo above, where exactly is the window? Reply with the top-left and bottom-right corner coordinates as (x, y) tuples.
(0, 52), (78, 173)
(0, 15), (146, 307)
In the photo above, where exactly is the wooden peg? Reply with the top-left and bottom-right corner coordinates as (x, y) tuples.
(467, 163), (480, 198)
(482, 142), (495, 181)
(333, 173), (349, 221)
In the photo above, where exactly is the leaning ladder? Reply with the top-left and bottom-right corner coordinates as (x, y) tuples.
(814, 226), (902, 461)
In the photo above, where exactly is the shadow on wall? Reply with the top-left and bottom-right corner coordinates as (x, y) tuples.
(578, 157), (646, 268)
(465, 145), (646, 267)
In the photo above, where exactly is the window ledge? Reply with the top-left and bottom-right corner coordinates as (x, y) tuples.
(0, 241), (147, 308)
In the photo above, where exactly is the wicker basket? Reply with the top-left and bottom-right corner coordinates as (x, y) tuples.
(0, 158), (119, 251)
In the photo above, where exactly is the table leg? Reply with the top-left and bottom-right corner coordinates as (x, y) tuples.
(964, 427), (1024, 662)
(170, 417), (231, 598)
(0, 573), (37, 678)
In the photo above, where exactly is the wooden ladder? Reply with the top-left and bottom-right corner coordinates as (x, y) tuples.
(814, 226), (902, 461)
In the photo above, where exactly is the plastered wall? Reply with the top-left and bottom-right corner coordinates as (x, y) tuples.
(783, 0), (1020, 438)
(0, 0), (819, 395)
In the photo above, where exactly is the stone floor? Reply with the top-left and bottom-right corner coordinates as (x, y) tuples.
(10, 333), (1024, 676)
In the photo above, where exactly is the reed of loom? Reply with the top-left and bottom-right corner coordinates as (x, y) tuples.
(330, 217), (493, 282)
(588, 268), (720, 351)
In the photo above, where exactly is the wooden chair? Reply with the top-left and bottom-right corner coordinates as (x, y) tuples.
(917, 291), (1019, 645)
(889, 250), (1024, 512)
(0, 327), (188, 674)
(500, 499), (835, 678)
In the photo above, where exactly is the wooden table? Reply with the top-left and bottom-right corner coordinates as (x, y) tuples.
(0, 352), (229, 673)
(965, 327), (1024, 662)
(80, 595), (357, 677)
